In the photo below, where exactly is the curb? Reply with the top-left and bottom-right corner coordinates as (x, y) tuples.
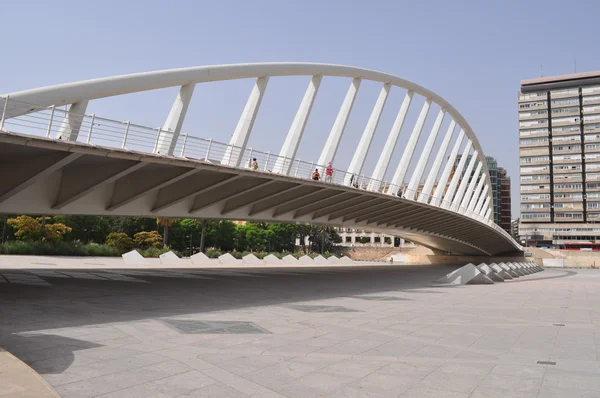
(0, 347), (60, 397)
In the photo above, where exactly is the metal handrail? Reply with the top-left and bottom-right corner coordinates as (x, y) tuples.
(0, 95), (517, 243)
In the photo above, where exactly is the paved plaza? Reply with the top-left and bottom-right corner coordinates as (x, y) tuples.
(0, 262), (599, 397)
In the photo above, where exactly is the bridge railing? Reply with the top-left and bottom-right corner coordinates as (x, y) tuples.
(0, 96), (516, 239)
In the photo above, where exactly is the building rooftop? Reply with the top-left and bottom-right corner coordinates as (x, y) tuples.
(521, 70), (600, 92)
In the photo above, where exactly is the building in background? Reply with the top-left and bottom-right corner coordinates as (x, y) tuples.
(454, 155), (512, 233)
(499, 167), (512, 232)
(519, 71), (600, 249)
(511, 218), (520, 241)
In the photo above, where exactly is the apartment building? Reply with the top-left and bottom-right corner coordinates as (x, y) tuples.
(519, 71), (600, 248)
(454, 155), (512, 233)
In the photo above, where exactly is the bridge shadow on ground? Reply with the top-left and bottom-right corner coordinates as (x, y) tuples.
(0, 264), (458, 374)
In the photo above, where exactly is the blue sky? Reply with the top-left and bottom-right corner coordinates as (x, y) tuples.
(2, 0), (599, 216)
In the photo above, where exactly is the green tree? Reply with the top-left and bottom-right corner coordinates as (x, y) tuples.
(134, 231), (163, 249)
(309, 226), (341, 253)
(157, 218), (175, 247)
(7, 215), (72, 242)
(106, 232), (135, 251)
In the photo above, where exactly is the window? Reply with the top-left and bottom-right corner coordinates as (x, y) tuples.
(520, 128), (548, 136)
(588, 202), (600, 209)
(587, 144), (600, 150)
(552, 97), (579, 106)
(555, 213), (584, 219)
(554, 193), (583, 199)
(583, 86), (600, 95)
(520, 137), (548, 145)
(553, 116), (580, 124)
(553, 164), (581, 171)
(552, 89), (578, 97)
(555, 203), (580, 209)
(521, 184), (549, 191)
(520, 156), (549, 164)
(521, 194), (550, 201)
(553, 126), (580, 133)
(521, 203), (551, 210)
(554, 183), (582, 190)
(521, 213), (551, 220)
(587, 183), (600, 189)
(553, 135), (580, 143)
(554, 174), (582, 181)
(520, 119), (547, 127)
(585, 133), (600, 141)
(521, 175), (549, 182)
(588, 163), (600, 170)
(552, 106), (579, 114)
(519, 100), (547, 109)
(584, 105), (600, 113)
(583, 94), (600, 103)
(374, 237), (381, 243)
(519, 92), (546, 101)
(520, 110), (548, 118)
(553, 145), (581, 151)
(553, 154), (582, 161)
(521, 165), (548, 173)
(584, 114), (600, 123)
(345, 236), (352, 243)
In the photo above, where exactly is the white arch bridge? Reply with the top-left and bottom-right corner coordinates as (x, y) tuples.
(0, 63), (521, 255)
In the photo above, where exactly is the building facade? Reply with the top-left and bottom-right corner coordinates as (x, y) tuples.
(519, 71), (600, 249)
(454, 155), (511, 233)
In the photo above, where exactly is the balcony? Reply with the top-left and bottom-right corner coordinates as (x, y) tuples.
(583, 87), (600, 96)
(553, 166), (581, 174)
(583, 96), (600, 106)
(551, 100), (580, 108)
(552, 158), (582, 165)
(520, 140), (549, 148)
(587, 185), (600, 192)
(521, 177), (551, 185)
(554, 186), (583, 193)
(555, 205), (584, 212)
(552, 196), (582, 203)
(521, 167), (550, 175)
(552, 118), (580, 127)
(551, 90), (579, 99)
(521, 207), (552, 213)
(584, 134), (600, 142)
(521, 196), (550, 203)
(552, 109), (580, 118)
(521, 147), (549, 157)
(521, 187), (550, 194)
(520, 130), (549, 139)
(553, 128), (581, 136)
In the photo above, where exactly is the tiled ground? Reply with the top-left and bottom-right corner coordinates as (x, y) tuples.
(0, 263), (598, 397)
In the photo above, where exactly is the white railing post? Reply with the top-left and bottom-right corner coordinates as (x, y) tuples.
(247, 148), (253, 168)
(46, 105), (55, 138)
(122, 121), (130, 149)
(264, 151), (270, 171)
(179, 133), (189, 157)
(295, 159), (301, 177)
(205, 138), (213, 160)
(153, 128), (162, 152)
(1, 95), (9, 130)
(86, 113), (95, 144)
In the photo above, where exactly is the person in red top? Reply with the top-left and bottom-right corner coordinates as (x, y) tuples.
(325, 161), (333, 182)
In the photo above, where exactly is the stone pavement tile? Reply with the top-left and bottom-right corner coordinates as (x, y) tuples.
(29, 353), (99, 374)
(244, 357), (336, 388)
(179, 382), (250, 397)
(490, 364), (546, 378)
(218, 354), (288, 375)
(315, 337), (384, 355)
(329, 369), (422, 397)
(413, 363), (494, 395)
(54, 359), (191, 397)
(469, 386), (535, 398)
(478, 373), (542, 394)
(41, 352), (167, 386)
(536, 386), (600, 398)
(274, 359), (386, 397)
(360, 337), (426, 357)
(224, 376), (280, 396)
(76, 346), (146, 361)
(97, 370), (217, 398)
(408, 344), (461, 359)
(542, 367), (600, 391)
(400, 386), (468, 397)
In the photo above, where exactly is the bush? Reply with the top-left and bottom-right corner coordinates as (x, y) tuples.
(205, 248), (222, 258)
(134, 231), (163, 249)
(384, 237), (392, 244)
(106, 232), (135, 251)
(359, 236), (371, 244)
(84, 243), (121, 257)
(138, 247), (182, 258)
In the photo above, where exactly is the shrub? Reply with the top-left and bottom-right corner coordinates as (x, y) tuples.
(138, 247), (181, 258)
(106, 232), (135, 251)
(205, 248), (222, 258)
(359, 236), (371, 244)
(6, 215), (72, 242)
(84, 243), (121, 257)
(134, 231), (163, 249)
(384, 237), (392, 244)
